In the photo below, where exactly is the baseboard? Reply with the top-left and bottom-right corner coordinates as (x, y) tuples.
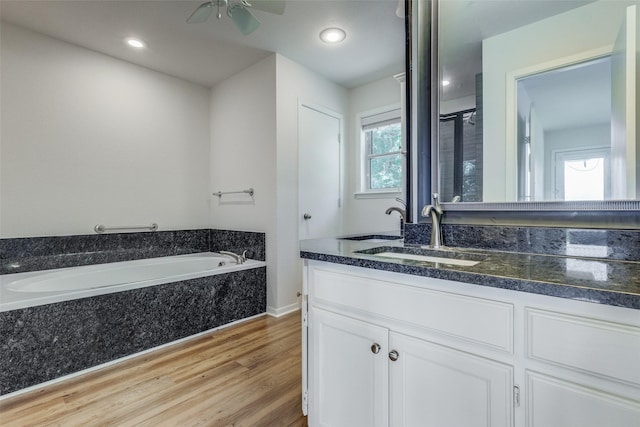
(267, 301), (301, 317)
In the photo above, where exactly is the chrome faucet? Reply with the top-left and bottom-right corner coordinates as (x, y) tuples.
(220, 250), (247, 264)
(385, 206), (406, 222)
(386, 198), (407, 233)
(421, 193), (444, 248)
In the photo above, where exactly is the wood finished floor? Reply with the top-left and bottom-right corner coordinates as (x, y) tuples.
(0, 312), (306, 427)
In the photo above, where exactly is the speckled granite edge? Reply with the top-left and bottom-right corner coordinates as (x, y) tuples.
(404, 224), (640, 262)
(0, 267), (267, 395)
(300, 251), (640, 310)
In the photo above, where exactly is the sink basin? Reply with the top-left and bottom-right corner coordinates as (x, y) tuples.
(355, 246), (483, 267)
(372, 251), (480, 267)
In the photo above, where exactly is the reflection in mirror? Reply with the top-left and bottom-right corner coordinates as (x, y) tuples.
(438, 0), (639, 204)
(516, 57), (613, 202)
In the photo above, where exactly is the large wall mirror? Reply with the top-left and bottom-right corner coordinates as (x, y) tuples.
(417, 0), (640, 225)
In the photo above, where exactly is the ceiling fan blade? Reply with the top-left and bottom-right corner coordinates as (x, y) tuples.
(228, 5), (261, 35)
(248, 0), (286, 15)
(187, 2), (213, 23)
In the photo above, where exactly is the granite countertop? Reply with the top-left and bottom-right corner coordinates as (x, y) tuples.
(300, 234), (640, 310)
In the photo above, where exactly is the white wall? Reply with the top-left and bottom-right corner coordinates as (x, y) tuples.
(209, 55), (278, 309)
(210, 53), (347, 315)
(482, 1), (631, 201)
(0, 23), (211, 237)
(275, 54), (348, 313)
(344, 75), (403, 235)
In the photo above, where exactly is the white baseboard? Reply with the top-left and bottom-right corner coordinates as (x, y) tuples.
(0, 312), (267, 401)
(267, 301), (301, 317)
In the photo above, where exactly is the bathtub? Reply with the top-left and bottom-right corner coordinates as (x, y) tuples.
(0, 252), (266, 312)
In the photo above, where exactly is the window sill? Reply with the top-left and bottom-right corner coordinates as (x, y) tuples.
(354, 190), (402, 200)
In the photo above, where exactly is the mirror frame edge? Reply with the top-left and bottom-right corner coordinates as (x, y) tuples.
(414, 0), (640, 230)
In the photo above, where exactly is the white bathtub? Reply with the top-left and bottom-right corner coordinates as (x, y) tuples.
(0, 252), (266, 312)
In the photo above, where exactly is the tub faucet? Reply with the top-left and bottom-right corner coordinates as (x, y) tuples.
(220, 250), (247, 264)
(421, 193), (444, 248)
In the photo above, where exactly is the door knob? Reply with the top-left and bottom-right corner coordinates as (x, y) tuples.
(389, 350), (399, 361)
(303, 213), (312, 220)
(371, 343), (381, 354)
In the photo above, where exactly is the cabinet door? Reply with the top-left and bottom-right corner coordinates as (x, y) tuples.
(310, 308), (389, 427)
(389, 332), (513, 427)
(526, 371), (640, 427)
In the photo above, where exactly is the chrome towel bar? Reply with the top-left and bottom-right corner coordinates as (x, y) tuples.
(94, 223), (158, 234)
(213, 188), (254, 198)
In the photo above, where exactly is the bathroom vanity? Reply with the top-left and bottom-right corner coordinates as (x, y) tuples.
(300, 235), (640, 427)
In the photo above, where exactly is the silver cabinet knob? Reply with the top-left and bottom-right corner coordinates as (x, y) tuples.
(303, 213), (312, 220)
(371, 343), (381, 354)
(389, 350), (399, 361)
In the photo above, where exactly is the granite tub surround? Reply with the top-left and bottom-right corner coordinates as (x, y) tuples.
(0, 228), (267, 275)
(0, 267), (266, 395)
(404, 223), (640, 261)
(0, 229), (210, 274)
(299, 235), (640, 309)
(210, 229), (266, 261)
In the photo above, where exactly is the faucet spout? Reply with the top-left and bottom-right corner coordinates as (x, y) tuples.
(421, 193), (443, 247)
(385, 206), (406, 234)
(220, 250), (247, 264)
(385, 206), (406, 222)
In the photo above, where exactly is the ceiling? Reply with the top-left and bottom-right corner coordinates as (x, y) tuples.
(439, 0), (597, 102)
(520, 57), (611, 132)
(0, 0), (405, 89)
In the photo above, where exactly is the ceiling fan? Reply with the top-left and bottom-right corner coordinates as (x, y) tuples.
(187, 0), (286, 35)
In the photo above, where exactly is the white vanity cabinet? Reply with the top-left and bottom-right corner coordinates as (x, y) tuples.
(302, 260), (640, 427)
(311, 308), (389, 427)
(388, 331), (513, 427)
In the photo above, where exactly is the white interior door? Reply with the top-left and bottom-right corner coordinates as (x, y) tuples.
(299, 104), (342, 240)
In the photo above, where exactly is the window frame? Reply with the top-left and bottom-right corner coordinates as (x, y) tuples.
(356, 106), (403, 198)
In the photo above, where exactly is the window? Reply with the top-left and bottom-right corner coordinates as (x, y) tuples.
(361, 109), (402, 192)
(553, 148), (610, 201)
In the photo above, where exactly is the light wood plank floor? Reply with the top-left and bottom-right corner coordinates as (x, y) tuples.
(0, 312), (306, 427)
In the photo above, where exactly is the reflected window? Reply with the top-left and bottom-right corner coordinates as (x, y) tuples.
(553, 148), (610, 201)
(565, 258), (608, 281)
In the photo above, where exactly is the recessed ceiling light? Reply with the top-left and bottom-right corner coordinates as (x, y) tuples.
(126, 38), (146, 49)
(319, 28), (346, 44)
(442, 80), (451, 87)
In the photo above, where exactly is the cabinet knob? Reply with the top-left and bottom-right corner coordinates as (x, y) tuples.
(389, 350), (399, 361)
(371, 343), (381, 354)
(303, 213), (312, 220)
